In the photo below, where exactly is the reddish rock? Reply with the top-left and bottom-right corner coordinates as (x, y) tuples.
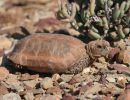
(62, 94), (76, 100)
(108, 64), (130, 74)
(0, 67), (9, 81)
(19, 73), (39, 81)
(42, 94), (61, 100)
(0, 85), (9, 95)
(46, 86), (63, 95)
(34, 18), (68, 32)
(117, 89), (130, 100)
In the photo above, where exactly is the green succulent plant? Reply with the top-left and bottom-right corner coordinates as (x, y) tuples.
(57, 0), (130, 40)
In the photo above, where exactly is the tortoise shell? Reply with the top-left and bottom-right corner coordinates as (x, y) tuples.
(8, 33), (89, 73)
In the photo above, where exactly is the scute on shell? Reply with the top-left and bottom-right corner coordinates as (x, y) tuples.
(8, 33), (87, 73)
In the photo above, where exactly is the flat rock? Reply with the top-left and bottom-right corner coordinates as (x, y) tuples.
(62, 94), (76, 100)
(24, 92), (35, 100)
(0, 36), (12, 50)
(117, 89), (130, 100)
(0, 85), (9, 95)
(23, 80), (39, 89)
(20, 73), (39, 81)
(41, 94), (61, 100)
(2, 93), (21, 100)
(40, 77), (53, 89)
(0, 67), (9, 81)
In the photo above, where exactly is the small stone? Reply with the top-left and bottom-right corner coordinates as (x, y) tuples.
(62, 94), (76, 100)
(108, 64), (130, 74)
(98, 57), (106, 64)
(34, 94), (43, 100)
(41, 94), (61, 100)
(19, 89), (43, 96)
(102, 83), (122, 95)
(32, 89), (45, 95)
(6, 74), (18, 83)
(46, 86), (63, 96)
(79, 82), (101, 95)
(117, 76), (127, 88)
(0, 67), (9, 81)
(52, 74), (61, 82)
(64, 28), (81, 36)
(24, 92), (35, 100)
(61, 74), (74, 82)
(106, 75), (116, 83)
(0, 85), (9, 95)
(59, 82), (74, 91)
(117, 89), (130, 100)
(93, 62), (107, 70)
(82, 67), (91, 74)
(0, 36), (12, 50)
(35, 17), (67, 33)
(40, 77), (53, 89)
(20, 73), (39, 81)
(69, 74), (94, 84)
(23, 80), (39, 89)
(5, 74), (23, 91)
(9, 84), (24, 92)
(2, 93), (21, 100)
(114, 40), (126, 50)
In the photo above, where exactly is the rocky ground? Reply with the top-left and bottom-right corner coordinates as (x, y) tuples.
(0, 0), (130, 100)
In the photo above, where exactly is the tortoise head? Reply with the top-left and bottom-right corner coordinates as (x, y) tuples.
(85, 40), (110, 59)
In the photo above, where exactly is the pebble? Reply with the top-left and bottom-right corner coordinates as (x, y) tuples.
(52, 74), (61, 82)
(2, 93), (21, 100)
(82, 67), (91, 74)
(117, 76), (127, 88)
(40, 77), (53, 89)
(41, 94), (61, 100)
(93, 62), (107, 69)
(0, 67), (9, 81)
(20, 73), (39, 81)
(62, 94), (76, 100)
(46, 86), (63, 96)
(0, 85), (9, 95)
(106, 75), (116, 83)
(117, 89), (130, 100)
(5, 74), (21, 88)
(24, 92), (35, 100)
(114, 40), (126, 50)
(61, 74), (74, 82)
(23, 80), (39, 89)
(0, 36), (12, 50)
(9, 84), (24, 92)
(98, 57), (106, 64)
(103, 83), (122, 95)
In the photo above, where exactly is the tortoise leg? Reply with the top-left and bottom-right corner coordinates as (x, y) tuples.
(65, 55), (90, 74)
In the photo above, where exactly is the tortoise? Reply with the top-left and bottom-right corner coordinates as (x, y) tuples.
(7, 33), (110, 74)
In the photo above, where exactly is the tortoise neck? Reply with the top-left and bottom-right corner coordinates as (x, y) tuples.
(85, 44), (95, 60)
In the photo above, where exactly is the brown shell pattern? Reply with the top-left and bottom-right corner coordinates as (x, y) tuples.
(8, 33), (87, 73)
